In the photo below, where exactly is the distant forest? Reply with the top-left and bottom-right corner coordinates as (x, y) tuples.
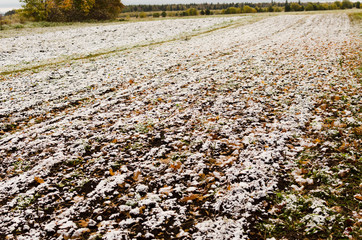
(122, 1), (359, 13)
(123, 2), (284, 12)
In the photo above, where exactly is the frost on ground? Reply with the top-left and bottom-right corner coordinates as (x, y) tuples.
(0, 17), (244, 72)
(0, 14), (360, 240)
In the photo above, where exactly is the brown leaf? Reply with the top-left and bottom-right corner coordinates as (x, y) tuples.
(170, 161), (182, 170)
(139, 206), (146, 214)
(338, 142), (348, 152)
(133, 170), (141, 181)
(181, 194), (204, 202)
(78, 219), (89, 228)
(355, 195), (362, 201)
(331, 206), (343, 213)
(353, 126), (362, 136)
(320, 104), (327, 110)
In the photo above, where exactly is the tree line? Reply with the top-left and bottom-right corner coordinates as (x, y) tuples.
(20, 0), (124, 21)
(123, 1), (359, 15)
(3, 0), (360, 23)
(122, 2), (284, 13)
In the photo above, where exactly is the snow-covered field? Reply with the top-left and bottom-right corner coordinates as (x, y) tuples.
(0, 17), (244, 72)
(0, 14), (360, 239)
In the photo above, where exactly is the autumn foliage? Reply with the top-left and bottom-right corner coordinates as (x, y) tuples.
(20, 0), (124, 21)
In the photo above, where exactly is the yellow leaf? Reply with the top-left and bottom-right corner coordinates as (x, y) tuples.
(34, 176), (44, 184)
(300, 160), (309, 165)
(109, 168), (115, 176)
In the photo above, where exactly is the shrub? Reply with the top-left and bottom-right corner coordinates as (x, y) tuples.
(305, 3), (315, 11)
(242, 5), (257, 13)
(290, 3), (303, 11)
(273, 6), (283, 12)
(152, 12), (160, 18)
(224, 7), (241, 14)
(185, 8), (198, 16)
(139, 12), (147, 18)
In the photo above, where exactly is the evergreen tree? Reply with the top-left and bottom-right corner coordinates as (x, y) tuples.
(285, 0), (291, 12)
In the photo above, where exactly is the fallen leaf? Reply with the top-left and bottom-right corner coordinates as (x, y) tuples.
(353, 126), (362, 136)
(78, 219), (89, 227)
(355, 195), (362, 201)
(181, 194), (204, 202)
(170, 161), (182, 170)
(34, 176), (44, 184)
(133, 170), (141, 181)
